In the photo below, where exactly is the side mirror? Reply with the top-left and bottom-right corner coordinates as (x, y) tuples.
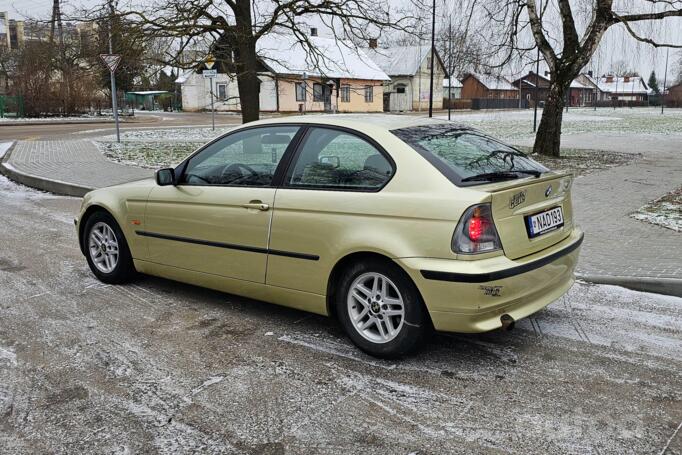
(156, 168), (175, 186)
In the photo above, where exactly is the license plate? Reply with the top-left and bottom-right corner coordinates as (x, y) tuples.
(526, 207), (564, 238)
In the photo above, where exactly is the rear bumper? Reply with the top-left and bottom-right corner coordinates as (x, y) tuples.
(396, 228), (583, 333)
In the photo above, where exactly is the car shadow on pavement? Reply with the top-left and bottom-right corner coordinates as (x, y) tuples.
(128, 274), (526, 372)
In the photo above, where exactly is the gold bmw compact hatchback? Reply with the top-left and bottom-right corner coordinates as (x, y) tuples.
(77, 115), (583, 358)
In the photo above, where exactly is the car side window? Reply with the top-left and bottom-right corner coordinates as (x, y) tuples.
(286, 127), (394, 190)
(181, 126), (300, 186)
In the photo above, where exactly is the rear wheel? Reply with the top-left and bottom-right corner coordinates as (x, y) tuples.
(336, 259), (428, 358)
(83, 211), (136, 284)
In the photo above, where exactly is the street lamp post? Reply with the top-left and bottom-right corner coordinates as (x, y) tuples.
(661, 47), (669, 115)
(533, 0), (542, 132)
(428, 0), (436, 118)
(447, 18), (452, 121)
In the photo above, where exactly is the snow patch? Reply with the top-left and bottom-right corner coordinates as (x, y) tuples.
(0, 347), (17, 366)
(0, 141), (13, 160)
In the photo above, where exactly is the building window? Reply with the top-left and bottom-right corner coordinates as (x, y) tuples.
(295, 82), (306, 102)
(217, 83), (227, 101)
(364, 85), (373, 103)
(341, 85), (350, 102)
(396, 86), (406, 94)
(313, 83), (324, 102)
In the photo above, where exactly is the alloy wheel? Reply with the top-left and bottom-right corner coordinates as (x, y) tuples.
(88, 222), (119, 274)
(347, 272), (405, 344)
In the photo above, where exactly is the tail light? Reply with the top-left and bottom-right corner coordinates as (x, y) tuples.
(452, 204), (502, 254)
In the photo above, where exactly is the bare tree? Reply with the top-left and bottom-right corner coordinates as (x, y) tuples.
(89, 0), (422, 123)
(472, 0), (682, 157)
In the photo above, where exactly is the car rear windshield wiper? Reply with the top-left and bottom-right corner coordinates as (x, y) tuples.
(513, 169), (543, 178)
(461, 169), (542, 182)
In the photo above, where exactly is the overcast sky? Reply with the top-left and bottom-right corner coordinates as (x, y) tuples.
(2, 0), (680, 82)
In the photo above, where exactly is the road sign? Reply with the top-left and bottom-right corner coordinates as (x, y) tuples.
(205, 55), (215, 70)
(203, 69), (218, 78)
(99, 54), (121, 73)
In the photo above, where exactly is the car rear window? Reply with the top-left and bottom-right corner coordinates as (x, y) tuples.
(392, 124), (547, 186)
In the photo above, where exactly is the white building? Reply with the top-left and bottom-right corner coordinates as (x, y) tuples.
(364, 44), (446, 112)
(443, 77), (462, 100)
(176, 33), (388, 113)
(597, 75), (649, 101)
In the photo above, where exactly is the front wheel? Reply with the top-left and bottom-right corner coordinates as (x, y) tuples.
(83, 211), (136, 284)
(336, 259), (428, 358)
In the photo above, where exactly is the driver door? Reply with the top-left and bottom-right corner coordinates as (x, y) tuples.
(143, 125), (300, 283)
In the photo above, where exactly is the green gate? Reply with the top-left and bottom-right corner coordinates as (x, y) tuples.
(0, 95), (25, 118)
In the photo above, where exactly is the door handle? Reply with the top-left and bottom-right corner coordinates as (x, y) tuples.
(242, 201), (270, 211)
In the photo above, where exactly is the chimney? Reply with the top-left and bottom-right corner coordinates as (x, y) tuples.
(624, 76), (630, 83)
(368, 38), (378, 49)
(588, 70), (593, 77)
(310, 27), (318, 37)
(606, 75), (614, 83)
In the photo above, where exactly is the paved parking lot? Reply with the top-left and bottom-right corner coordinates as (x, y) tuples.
(1, 175), (681, 454)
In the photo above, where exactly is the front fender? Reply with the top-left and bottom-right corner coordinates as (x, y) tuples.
(76, 179), (155, 259)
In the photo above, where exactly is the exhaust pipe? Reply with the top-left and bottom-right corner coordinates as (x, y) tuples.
(500, 314), (515, 331)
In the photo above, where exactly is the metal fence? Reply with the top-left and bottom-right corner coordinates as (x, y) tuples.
(470, 98), (528, 110)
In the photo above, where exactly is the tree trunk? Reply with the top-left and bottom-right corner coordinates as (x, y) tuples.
(533, 80), (569, 157)
(236, 40), (260, 123)
(233, 0), (259, 123)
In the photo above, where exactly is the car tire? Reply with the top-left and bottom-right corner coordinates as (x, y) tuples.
(83, 211), (136, 284)
(336, 258), (428, 358)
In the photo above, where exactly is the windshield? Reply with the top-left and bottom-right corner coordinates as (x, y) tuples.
(392, 124), (548, 185)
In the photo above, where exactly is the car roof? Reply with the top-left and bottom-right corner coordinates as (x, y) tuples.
(249, 114), (472, 133)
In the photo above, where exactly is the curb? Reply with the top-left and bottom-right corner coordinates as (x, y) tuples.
(577, 273), (682, 298)
(0, 120), (118, 127)
(0, 143), (92, 197)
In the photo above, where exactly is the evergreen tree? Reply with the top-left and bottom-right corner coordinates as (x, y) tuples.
(648, 71), (660, 95)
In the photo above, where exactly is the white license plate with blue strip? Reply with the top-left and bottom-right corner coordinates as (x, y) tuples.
(526, 207), (564, 238)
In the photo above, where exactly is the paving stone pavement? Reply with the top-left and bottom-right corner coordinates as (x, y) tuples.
(515, 133), (682, 282)
(1, 140), (151, 191)
(1, 135), (680, 283)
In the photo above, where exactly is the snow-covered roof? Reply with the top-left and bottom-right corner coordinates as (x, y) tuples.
(363, 45), (432, 77)
(570, 79), (590, 89)
(175, 69), (193, 84)
(597, 76), (648, 94)
(257, 34), (390, 81)
(443, 78), (462, 88)
(467, 73), (516, 91)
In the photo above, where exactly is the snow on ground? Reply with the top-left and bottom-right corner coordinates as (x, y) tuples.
(631, 186), (682, 232)
(93, 126), (235, 168)
(89, 107), (681, 169)
(0, 142), (13, 160)
(96, 126), (233, 142)
(437, 107), (682, 140)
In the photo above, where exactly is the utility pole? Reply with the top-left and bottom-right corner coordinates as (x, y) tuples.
(108, 0), (120, 142)
(428, 0), (436, 118)
(447, 17), (452, 121)
(661, 47), (669, 115)
(533, 0), (541, 132)
(210, 80), (215, 131)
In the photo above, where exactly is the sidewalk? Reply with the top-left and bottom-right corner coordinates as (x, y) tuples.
(514, 132), (682, 296)
(0, 140), (151, 197)
(1, 136), (680, 296)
